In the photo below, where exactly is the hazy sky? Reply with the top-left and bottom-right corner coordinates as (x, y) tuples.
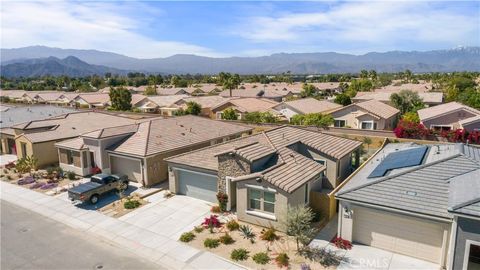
(1, 1), (479, 58)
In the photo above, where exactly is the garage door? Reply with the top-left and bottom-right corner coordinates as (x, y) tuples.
(352, 207), (446, 264)
(110, 156), (142, 182)
(177, 169), (217, 203)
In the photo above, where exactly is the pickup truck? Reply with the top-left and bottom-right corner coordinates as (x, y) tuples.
(68, 173), (129, 204)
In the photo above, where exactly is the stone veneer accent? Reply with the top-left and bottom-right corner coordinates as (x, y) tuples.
(217, 153), (251, 193)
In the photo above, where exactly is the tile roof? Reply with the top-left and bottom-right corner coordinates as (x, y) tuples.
(76, 93), (110, 104)
(0, 105), (77, 128)
(109, 115), (252, 157)
(156, 88), (188, 96)
(167, 126), (362, 193)
(54, 137), (87, 150)
(131, 94), (148, 106)
(146, 95), (188, 107)
(212, 98), (279, 113)
(180, 96), (230, 109)
(219, 89), (289, 99)
(417, 101), (480, 121)
(279, 98), (342, 114)
(346, 99), (400, 119)
(337, 143), (480, 219)
(12, 111), (138, 143)
(81, 124), (139, 139)
(375, 82), (433, 93)
(353, 91), (443, 104)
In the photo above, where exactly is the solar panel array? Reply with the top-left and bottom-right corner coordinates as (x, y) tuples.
(368, 146), (428, 178)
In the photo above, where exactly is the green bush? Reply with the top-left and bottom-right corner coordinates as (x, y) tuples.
(260, 227), (279, 242)
(219, 233), (235, 245)
(194, 226), (204, 233)
(275, 253), (289, 267)
(66, 171), (76, 180)
(230, 248), (249, 261)
(124, 199), (141, 209)
(226, 220), (239, 231)
(252, 252), (270, 265)
(204, 238), (220, 249)
(179, 232), (195, 242)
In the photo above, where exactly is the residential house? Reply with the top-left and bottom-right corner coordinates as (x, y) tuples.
(55, 93), (79, 106)
(353, 91), (443, 107)
(141, 95), (188, 115)
(36, 92), (64, 104)
(376, 81), (434, 93)
(219, 89), (292, 102)
(272, 98), (342, 121)
(166, 126), (362, 229)
(10, 111), (138, 167)
(156, 87), (189, 96)
(211, 98), (279, 120)
(72, 93), (110, 108)
(1, 90), (27, 102)
(417, 102), (480, 131)
(0, 105), (77, 155)
(329, 99), (400, 130)
(176, 96), (230, 117)
(55, 115), (252, 186)
(130, 94), (149, 111)
(335, 142), (480, 269)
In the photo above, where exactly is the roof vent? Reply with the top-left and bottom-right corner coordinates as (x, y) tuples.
(181, 132), (185, 136)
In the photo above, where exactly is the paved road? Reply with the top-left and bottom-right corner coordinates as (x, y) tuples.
(1, 200), (163, 270)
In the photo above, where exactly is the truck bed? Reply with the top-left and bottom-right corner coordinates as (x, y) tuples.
(68, 182), (102, 194)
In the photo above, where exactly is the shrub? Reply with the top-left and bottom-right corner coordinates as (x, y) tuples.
(124, 199), (141, 209)
(230, 248), (249, 261)
(66, 171), (76, 180)
(211, 205), (221, 213)
(17, 177), (35, 185)
(299, 246), (342, 267)
(30, 182), (46, 189)
(331, 236), (352, 250)
(283, 205), (315, 249)
(226, 219), (239, 231)
(204, 238), (220, 249)
(239, 225), (256, 243)
(193, 226), (204, 233)
(260, 227), (279, 242)
(7, 175), (12, 180)
(46, 167), (55, 175)
(219, 233), (235, 245)
(179, 232), (195, 242)
(216, 192), (228, 212)
(275, 253), (289, 268)
(40, 183), (57, 190)
(252, 252), (270, 265)
(3, 169), (8, 174)
(202, 215), (222, 232)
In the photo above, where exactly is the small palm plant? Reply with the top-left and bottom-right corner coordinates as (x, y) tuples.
(239, 225), (256, 243)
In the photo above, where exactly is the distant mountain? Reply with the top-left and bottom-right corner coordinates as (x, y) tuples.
(2, 45), (480, 75)
(1, 56), (128, 77)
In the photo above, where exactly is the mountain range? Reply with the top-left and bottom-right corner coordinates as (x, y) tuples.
(1, 46), (480, 77)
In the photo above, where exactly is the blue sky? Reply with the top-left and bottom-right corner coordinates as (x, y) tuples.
(1, 1), (479, 58)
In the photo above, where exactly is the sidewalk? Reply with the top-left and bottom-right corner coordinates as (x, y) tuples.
(0, 182), (245, 270)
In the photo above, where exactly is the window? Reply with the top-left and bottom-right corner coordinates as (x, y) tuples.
(466, 243), (480, 270)
(304, 183), (309, 204)
(361, 121), (374, 130)
(248, 188), (275, 213)
(66, 150), (74, 165)
(20, 142), (27, 158)
(334, 120), (346, 127)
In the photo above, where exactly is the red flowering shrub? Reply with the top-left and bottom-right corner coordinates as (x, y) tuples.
(216, 192), (228, 212)
(91, 167), (102, 174)
(202, 215), (222, 230)
(394, 120), (430, 139)
(438, 129), (480, 144)
(331, 237), (352, 250)
(5, 161), (15, 170)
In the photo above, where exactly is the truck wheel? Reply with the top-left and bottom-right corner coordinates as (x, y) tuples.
(90, 194), (99, 204)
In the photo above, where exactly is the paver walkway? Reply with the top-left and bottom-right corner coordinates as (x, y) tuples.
(1, 182), (244, 270)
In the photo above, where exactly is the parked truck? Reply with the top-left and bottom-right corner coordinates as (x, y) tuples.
(68, 173), (129, 204)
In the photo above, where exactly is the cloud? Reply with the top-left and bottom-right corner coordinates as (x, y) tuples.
(0, 1), (220, 58)
(233, 1), (479, 53)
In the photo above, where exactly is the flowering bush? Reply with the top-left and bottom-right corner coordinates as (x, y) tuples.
(91, 167), (102, 175)
(30, 182), (46, 189)
(216, 192), (228, 212)
(202, 215), (222, 231)
(394, 120), (430, 139)
(40, 183), (58, 190)
(331, 237), (352, 250)
(438, 129), (480, 144)
(17, 177), (35, 185)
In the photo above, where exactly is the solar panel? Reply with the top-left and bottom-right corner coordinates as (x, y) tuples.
(368, 146), (428, 178)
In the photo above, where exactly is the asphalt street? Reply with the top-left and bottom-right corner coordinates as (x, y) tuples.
(1, 200), (163, 270)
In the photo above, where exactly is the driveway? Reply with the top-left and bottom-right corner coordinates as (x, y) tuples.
(0, 154), (17, 166)
(118, 191), (213, 241)
(310, 215), (439, 270)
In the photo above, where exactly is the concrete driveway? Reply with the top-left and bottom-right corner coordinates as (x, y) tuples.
(118, 191), (213, 241)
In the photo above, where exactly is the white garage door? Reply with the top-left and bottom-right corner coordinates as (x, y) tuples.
(110, 156), (142, 182)
(353, 207), (447, 264)
(177, 169), (217, 203)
